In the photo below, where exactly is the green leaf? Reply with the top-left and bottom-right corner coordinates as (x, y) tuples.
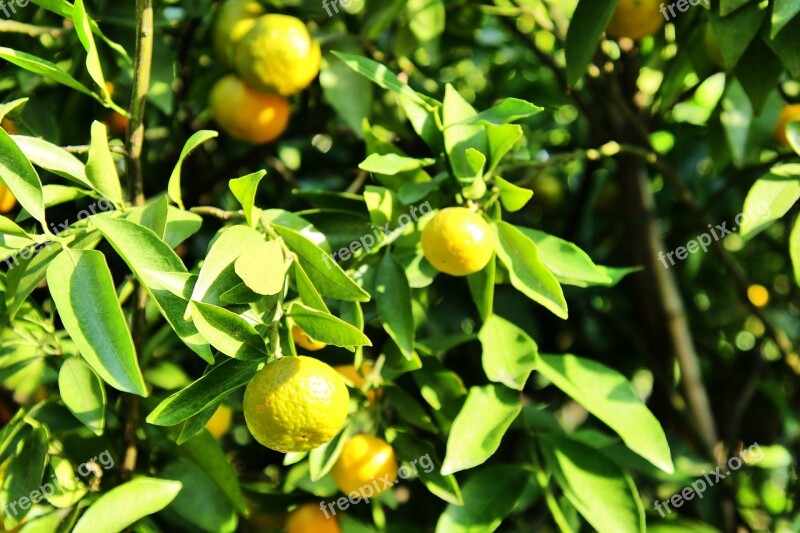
(435, 465), (527, 533)
(443, 85), (488, 184)
(384, 386), (437, 433)
(73, 0), (106, 93)
(168, 130), (218, 209)
(0, 427), (48, 527)
(189, 301), (267, 360)
(391, 432), (462, 505)
(288, 302), (372, 349)
(539, 435), (645, 533)
(441, 384), (521, 475)
(0, 215), (27, 238)
(234, 239), (286, 296)
(164, 206), (203, 248)
(788, 122), (800, 156)
(180, 431), (249, 515)
(478, 315), (537, 391)
(0, 98), (28, 122)
(537, 353), (673, 473)
(309, 424), (351, 482)
(467, 98), (543, 125)
(772, 0), (800, 37)
(58, 357), (106, 435)
(494, 175), (533, 212)
(12, 135), (90, 188)
(71, 478), (183, 533)
(272, 224), (370, 302)
(320, 46), (374, 137)
(47, 249), (147, 396)
(92, 216), (212, 361)
(710, 2), (767, 70)
(147, 358), (260, 426)
(0, 127), (45, 224)
(0, 47), (95, 98)
(229, 170), (266, 227)
(519, 228), (612, 287)
(293, 261), (330, 312)
(467, 255), (495, 320)
(565, 0), (618, 86)
(486, 124), (523, 175)
(191, 226), (267, 310)
(492, 221), (568, 319)
(790, 216), (800, 287)
(332, 52), (431, 108)
(375, 254), (415, 359)
(739, 175), (800, 239)
(127, 196), (169, 239)
(359, 153), (435, 175)
(160, 461), (237, 533)
(407, 0), (445, 41)
(85, 121), (123, 205)
(735, 39), (783, 115)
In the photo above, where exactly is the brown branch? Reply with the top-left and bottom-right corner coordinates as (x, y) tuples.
(189, 206), (246, 221)
(120, 0), (154, 484)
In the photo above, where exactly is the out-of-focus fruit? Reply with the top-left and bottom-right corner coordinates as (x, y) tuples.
(291, 325), (326, 351)
(233, 14), (321, 96)
(285, 503), (340, 533)
(774, 104), (800, 147)
(331, 434), (398, 496)
(335, 361), (379, 404)
(209, 75), (290, 144)
(606, 0), (665, 41)
(205, 404), (233, 438)
(213, 0), (265, 68)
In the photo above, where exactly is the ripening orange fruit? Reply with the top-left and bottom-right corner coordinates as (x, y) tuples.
(209, 75), (290, 144)
(0, 183), (17, 214)
(774, 104), (800, 147)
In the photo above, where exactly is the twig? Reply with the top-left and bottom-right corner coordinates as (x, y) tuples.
(120, 0), (154, 484)
(189, 206), (246, 221)
(266, 155), (298, 188)
(63, 144), (128, 156)
(345, 170), (369, 194)
(0, 20), (66, 37)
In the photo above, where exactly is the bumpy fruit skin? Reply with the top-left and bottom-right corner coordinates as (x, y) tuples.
(243, 356), (349, 452)
(291, 325), (326, 351)
(774, 104), (800, 147)
(606, 0), (665, 41)
(0, 183), (17, 214)
(285, 503), (340, 533)
(209, 75), (290, 144)
(233, 15), (321, 96)
(335, 361), (379, 404)
(331, 435), (398, 496)
(421, 207), (493, 276)
(205, 404), (233, 438)
(213, 0), (264, 68)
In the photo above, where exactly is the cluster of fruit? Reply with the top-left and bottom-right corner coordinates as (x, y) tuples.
(198, 207), (493, 529)
(209, 0), (321, 144)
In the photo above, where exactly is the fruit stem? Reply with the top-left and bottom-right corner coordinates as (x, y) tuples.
(120, 0), (154, 483)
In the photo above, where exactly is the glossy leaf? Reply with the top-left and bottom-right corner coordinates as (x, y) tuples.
(71, 478), (183, 533)
(375, 254), (415, 359)
(189, 301), (267, 360)
(85, 121), (123, 206)
(47, 249), (147, 396)
(0, 127), (45, 224)
(288, 302), (372, 348)
(58, 357), (106, 435)
(441, 384), (521, 475)
(537, 353), (673, 473)
(168, 130), (219, 209)
(478, 315), (537, 391)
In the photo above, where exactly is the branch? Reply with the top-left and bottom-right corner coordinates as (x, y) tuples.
(120, 0), (154, 484)
(190, 206), (246, 221)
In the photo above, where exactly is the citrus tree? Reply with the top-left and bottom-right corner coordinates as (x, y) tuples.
(0, 0), (798, 532)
